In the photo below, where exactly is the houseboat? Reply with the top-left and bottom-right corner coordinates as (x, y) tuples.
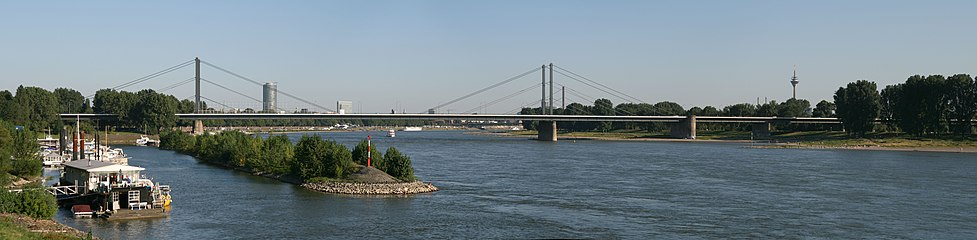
(59, 160), (171, 219)
(403, 126), (423, 132)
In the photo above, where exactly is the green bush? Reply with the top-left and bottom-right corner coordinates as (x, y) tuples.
(293, 135), (355, 180)
(257, 135), (293, 175)
(383, 147), (415, 182)
(0, 188), (57, 219)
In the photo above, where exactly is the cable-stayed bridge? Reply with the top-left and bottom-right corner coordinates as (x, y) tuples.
(65, 58), (842, 141)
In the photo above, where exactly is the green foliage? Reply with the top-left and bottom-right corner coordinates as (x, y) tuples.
(158, 130), (196, 153)
(351, 140), (384, 170)
(835, 80), (882, 137)
(756, 100), (779, 117)
(593, 98), (614, 131)
(812, 100), (836, 117)
(10, 127), (40, 177)
(777, 98), (811, 117)
(130, 90), (178, 134)
(944, 74), (977, 134)
(257, 135), (294, 175)
(0, 188), (58, 219)
(723, 103), (756, 117)
(53, 88), (85, 114)
(0, 121), (13, 183)
(293, 135), (354, 180)
(0, 90), (14, 123)
(383, 147), (415, 182)
(12, 86), (60, 131)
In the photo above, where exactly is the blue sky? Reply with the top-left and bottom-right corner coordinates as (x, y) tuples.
(2, 1), (976, 113)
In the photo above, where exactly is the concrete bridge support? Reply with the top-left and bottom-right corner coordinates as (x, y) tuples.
(669, 115), (696, 139)
(537, 121), (557, 142)
(192, 120), (205, 135)
(751, 122), (771, 138)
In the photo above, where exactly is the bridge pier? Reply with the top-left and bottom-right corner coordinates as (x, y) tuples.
(537, 121), (557, 142)
(751, 122), (771, 138)
(192, 120), (205, 135)
(669, 115), (696, 139)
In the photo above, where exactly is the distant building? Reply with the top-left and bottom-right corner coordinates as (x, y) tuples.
(337, 101), (353, 114)
(263, 83), (277, 113)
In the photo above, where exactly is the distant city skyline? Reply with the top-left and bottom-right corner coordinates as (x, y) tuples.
(2, 1), (976, 113)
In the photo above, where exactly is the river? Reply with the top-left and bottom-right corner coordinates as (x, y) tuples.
(51, 131), (977, 239)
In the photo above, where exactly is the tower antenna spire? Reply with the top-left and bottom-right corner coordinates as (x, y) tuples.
(790, 65), (800, 99)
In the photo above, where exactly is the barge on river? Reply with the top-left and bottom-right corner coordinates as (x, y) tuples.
(56, 160), (172, 220)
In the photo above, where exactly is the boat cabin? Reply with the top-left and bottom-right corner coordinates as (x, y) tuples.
(61, 160), (148, 192)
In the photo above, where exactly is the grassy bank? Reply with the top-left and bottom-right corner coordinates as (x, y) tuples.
(503, 129), (977, 150)
(0, 214), (92, 240)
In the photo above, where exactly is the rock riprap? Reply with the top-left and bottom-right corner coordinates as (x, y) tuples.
(302, 181), (438, 195)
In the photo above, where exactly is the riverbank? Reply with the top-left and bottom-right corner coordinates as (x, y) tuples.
(0, 213), (93, 239)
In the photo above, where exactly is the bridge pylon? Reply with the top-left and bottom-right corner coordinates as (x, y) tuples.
(537, 121), (557, 142)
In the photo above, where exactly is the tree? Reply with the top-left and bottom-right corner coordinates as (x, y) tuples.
(13, 86), (60, 131)
(0, 90), (14, 122)
(293, 135), (327, 180)
(812, 100), (836, 117)
(592, 98), (614, 131)
(723, 103), (756, 117)
(756, 100), (779, 117)
(777, 98), (811, 117)
(944, 74), (977, 134)
(834, 80), (881, 137)
(10, 127), (41, 177)
(0, 121), (13, 185)
(261, 135), (294, 175)
(651, 101), (684, 116)
(383, 147), (415, 182)
(880, 84), (904, 131)
(53, 88), (85, 114)
(890, 75), (948, 135)
(701, 106), (722, 116)
(131, 90), (178, 134)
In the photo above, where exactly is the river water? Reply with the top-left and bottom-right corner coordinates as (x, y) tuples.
(51, 131), (977, 239)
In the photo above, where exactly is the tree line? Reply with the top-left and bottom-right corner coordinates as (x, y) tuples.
(159, 130), (415, 182)
(836, 74), (977, 136)
(519, 97), (832, 132)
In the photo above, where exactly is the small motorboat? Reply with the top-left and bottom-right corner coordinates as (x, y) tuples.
(72, 204), (94, 218)
(387, 129), (396, 137)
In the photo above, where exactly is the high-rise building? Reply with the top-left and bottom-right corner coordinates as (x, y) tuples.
(789, 65), (799, 99)
(337, 100), (353, 114)
(263, 83), (277, 113)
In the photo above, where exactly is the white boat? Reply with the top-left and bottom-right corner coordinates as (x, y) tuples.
(403, 127), (423, 132)
(42, 151), (65, 166)
(387, 130), (396, 137)
(135, 136), (160, 146)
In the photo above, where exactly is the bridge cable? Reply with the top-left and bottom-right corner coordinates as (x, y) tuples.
(158, 77), (196, 93)
(87, 59), (195, 98)
(552, 64), (646, 103)
(199, 60), (336, 112)
(463, 83), (541, 114)
(424, 67), (542, 113)
(551, 69), (635, 104)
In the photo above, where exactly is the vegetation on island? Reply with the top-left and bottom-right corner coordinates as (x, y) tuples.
(159, 130), (417, 182)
